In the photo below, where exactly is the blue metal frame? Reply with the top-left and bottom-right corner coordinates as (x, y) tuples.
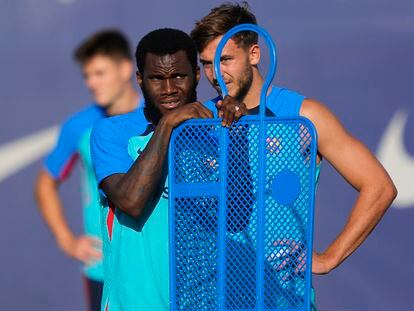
(214, 23), (278, 310)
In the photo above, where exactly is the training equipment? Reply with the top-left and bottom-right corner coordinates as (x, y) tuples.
(169, 24), (318, 311)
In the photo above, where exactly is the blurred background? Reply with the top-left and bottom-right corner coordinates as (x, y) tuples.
(1, 0), (413, 310)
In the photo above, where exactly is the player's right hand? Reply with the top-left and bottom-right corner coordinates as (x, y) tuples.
(161, 101), (213, 129)
(61, 235), (102, 265)
(216, 95), (247, 127)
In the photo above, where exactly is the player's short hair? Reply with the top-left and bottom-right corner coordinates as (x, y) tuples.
(135, 28), (198, 75)
(74, 29), (132, 64)
(191, 1), (258, 53)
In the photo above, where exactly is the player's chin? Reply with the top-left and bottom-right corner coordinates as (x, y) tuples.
(94, 96), (112, 107)
(95, 100), (111, 108)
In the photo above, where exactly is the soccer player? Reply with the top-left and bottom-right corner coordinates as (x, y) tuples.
(90, 28), (214, 310)
(191, 2), (397, 308)
(34, 30), (141, 311)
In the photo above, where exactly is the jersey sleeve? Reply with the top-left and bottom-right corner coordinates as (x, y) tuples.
(44, 119), (79, 181)
(267, 87), (306, 117)
(90, 118), (134, 187)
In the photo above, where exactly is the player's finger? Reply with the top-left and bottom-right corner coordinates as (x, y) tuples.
(281, 271), (293, 282)
(294, 261), (306, 275)
(88, 237), (102, 247)
(233, 107), (243, 122)
(234, 103), (247, 121)
(192, 102), (213, 119)
(199, 106), (214, 119)
(215, 100), (223, 110)
(273, 239), (293, 246)
(86, 247), (102, 259)
(78, 252), (91, 264)
(222, 107), (232, 127)
(226, 106), (235, 126)
(272, 257), (292, 271)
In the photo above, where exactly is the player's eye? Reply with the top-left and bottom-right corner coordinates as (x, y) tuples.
(149, 76), (161, 81)
(201, 61), (211, 68)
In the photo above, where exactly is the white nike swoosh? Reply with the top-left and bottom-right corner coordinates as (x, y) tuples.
(0, 126), (58, 183)
(377, 109), (414, 208)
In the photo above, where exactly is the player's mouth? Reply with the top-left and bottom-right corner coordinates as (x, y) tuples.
(213, 81), (232, 95)
(160, 99), (181, 109)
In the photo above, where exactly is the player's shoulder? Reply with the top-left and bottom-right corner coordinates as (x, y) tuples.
(300, 98), (336, 124)
(267, 85), (306, 117)
(62, 103), (105, 130)
(92, 107), (148, 143)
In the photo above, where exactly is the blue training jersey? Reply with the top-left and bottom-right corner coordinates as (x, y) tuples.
(45, 104), (107, 281)
(91, 108), (170, 311)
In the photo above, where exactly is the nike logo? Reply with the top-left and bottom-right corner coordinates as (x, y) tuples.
(0, 126), (58, 182)
(377, 109), (413, 208)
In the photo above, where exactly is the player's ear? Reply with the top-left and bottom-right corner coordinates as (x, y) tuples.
(249, 44), (260, 66)
(195, 65), (200, 83)
(121, 59), (134, 80)
(136, 71), (143, 87)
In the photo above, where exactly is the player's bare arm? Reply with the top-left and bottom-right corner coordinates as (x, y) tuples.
(300, 98), (397, 274)
(101, 102), (213, 218)
(35, 170), (101, 264)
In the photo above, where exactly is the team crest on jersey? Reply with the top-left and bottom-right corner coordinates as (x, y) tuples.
(128, 134), (153, 160)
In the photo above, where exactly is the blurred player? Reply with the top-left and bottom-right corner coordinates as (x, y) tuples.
(34, 30), (141, 311)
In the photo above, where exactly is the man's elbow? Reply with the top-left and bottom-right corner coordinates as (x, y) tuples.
(376, 178), (398, 212)
(384, 180), (398, 206)
(116, 197), (145, 218)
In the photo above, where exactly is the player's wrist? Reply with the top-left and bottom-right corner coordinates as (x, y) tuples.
(158, 116), (175, 131)
(56, 232), (76, 254)
(319, 249), (341, 272)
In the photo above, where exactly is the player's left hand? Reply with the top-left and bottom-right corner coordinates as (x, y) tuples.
(216, 95), (247, 127)
(268, 239), (306, 281)
(268, 240), (336, 278)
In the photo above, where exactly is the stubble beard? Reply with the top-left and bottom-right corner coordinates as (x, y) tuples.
(215, 63), (253, 102)
(233, 63), (253, 103)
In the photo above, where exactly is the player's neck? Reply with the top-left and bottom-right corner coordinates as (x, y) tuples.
(242, 70), (268, 109)
(106, 84), (140, 116)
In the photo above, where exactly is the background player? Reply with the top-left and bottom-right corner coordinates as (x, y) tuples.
(34, 29), (141, 311)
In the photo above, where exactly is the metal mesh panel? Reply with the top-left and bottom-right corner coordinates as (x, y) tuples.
(169, 118), (317, 311)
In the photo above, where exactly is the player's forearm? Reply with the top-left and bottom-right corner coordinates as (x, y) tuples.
(321, 179), (397, 271)
(34, 171), (75, 250)
(108, 119), (173, 218)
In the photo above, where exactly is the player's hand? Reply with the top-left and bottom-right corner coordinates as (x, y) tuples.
(268, 239), (306, 281)
(61, 235), (102, 265)
(161, 101), (213, 129)
(216, 96), (247, 127)
(268, 240), (335, 277)
(312, 251), (334, 275)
